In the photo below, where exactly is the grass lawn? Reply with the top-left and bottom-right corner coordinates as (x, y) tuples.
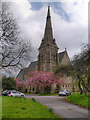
(2, 96), (59, 118)
(0, 96), (2, 120)
(67, 92), (90, 109)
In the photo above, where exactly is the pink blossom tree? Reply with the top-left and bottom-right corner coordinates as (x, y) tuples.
(25, 71), (64, 94)
(14, 78), (23, 91)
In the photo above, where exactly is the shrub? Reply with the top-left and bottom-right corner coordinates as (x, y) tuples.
(47, 108), (54, 112)
(32, 98), (36, 102)
(2, 77), (16, 90)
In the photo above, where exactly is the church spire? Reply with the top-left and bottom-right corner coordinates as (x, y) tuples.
(47, 6), (50, 18)
(38, 6), (58, 50)
(44, 5), (53, 42)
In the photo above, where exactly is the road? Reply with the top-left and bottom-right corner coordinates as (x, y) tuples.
(25, 95), (89, 119)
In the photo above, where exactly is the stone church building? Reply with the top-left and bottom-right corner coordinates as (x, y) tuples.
(17, 6), (72, 92)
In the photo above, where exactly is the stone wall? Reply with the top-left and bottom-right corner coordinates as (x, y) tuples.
(60, 75), (73, 91)
(61, 51), (71, 65)
(38, 46), (58, 72)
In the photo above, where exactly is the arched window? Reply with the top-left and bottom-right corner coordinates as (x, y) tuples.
(42, 55), (43, 60)
(33, 88), (34, 91)
(54, 55), (56, 61)
(63, 85), (64, 87)
(40, 55), (43, 61)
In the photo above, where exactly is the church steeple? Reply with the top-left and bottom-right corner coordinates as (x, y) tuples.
(39, 6), (58, 49)
(38, 6), (59, 72)
(44, 6), (53, 42)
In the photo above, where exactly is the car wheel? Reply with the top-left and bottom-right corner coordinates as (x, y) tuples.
(21, 95), (24, 97)
(66, 94), (68, 96)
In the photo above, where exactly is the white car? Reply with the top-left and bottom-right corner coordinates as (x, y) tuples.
(8, 91), (25, 97)
(59, 90), (71, 96)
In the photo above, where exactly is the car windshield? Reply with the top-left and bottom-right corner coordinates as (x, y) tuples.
(66, 90), (70, 92)
(11, 90), (16, 92)
(60, 90), (64, 92)
(7, 90), (11, 93)
(12, 91), (16, 93)
(16, 91), (21, 94)
(3, 90), (8, 93)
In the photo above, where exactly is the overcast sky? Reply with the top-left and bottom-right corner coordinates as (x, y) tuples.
(3, 0), (88, 62)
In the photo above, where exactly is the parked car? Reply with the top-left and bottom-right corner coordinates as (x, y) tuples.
(59, 90), (71, 96)
(8, 91), (25, 97)
(88, 88), (90, 92)
(2, 90), (11, 96)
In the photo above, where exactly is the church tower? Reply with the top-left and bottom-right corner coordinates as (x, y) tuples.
(38, 6), (59, 72)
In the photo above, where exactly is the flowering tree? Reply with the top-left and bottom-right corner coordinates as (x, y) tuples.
(14, 78), (23, 91)
(25, 71), (63, 94)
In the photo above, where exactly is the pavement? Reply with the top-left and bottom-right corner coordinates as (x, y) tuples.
(25, 95), (89, 119)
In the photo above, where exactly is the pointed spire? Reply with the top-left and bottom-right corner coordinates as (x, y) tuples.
(47, 6), (50, 18)
(38, 5), (58, 50)
(44, 5), (53, 42)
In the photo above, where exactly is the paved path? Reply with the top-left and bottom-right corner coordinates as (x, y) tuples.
(25, 95), (89, 119)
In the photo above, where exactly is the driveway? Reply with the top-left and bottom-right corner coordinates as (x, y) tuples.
(25, 95), (89, 119)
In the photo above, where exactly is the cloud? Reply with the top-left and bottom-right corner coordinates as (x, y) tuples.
(51, 0), (88, 58)
(7, 0), (88, 61)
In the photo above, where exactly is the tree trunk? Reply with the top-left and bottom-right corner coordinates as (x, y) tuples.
(78, 80), (83, 95)
(81, 80), (88, 96)
(84, 88), (87, 96)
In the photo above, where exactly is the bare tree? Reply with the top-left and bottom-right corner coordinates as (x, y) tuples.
(0, 2), (32, 72)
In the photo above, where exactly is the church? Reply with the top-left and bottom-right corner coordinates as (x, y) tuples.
(17, 6), (72, 92)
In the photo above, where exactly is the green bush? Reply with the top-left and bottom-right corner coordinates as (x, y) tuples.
(47, 108), (54, 112)
(2, 77), (16, 90)
(32, 98), (36, 102)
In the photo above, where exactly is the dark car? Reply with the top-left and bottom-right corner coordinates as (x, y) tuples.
(88, 88), (90, 92)
(2, 90), (11, 96)
(59, 90), (71, 96)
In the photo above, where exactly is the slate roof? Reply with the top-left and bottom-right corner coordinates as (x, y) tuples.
(16, 68), (27, 79)
(16, 61), (38, 79)
(27, 61), (38, 71)
(58, 51), (66, 61)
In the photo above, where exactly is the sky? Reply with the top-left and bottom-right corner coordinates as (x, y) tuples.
(89, 1), (90, 47)
(2, 0), (89, 63)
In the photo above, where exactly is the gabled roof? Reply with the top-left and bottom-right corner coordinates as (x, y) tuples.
(58, 51), (66, 61)
(16, 68), (27, 79)
(27, 61), (38, 71)
(16, 61), (38, 79)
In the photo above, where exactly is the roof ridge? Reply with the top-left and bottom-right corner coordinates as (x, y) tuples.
(59, 50), (66, 54)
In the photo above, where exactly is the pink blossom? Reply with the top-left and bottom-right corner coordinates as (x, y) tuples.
(25, 71), (63, 91)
